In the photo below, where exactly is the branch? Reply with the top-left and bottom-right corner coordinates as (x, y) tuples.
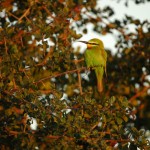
(4, 37), (8, 54)
(105, 139), (130, 143)
(6, 8), (30, 23)
(36, 47), (54, 66)
(129, 86), (150, 103)
(18, 8), (30, 22)
(74, 59), (84, 95)
(77, 70), (83, 95)
(3, 129), (131, 144)
(42, 6), (55, 19)
(73, 58), (84, 64)
(46, 135), (131, 144)
(46, 135), (74, 140)
(90, 122), (100, 131)
(3, 90), (31, 104)
(34, 67), (87, 84)
(7, 11), (19, 20)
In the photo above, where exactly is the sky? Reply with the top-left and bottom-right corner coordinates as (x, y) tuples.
(1, 1), (149, 53)
(73, 0), (150, 54)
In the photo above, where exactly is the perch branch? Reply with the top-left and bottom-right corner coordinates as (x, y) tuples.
(73, 58), (84, 64)
(34, 67), (87, 84)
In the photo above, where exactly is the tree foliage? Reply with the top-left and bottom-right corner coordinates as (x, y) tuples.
(0, 0), (150, 149)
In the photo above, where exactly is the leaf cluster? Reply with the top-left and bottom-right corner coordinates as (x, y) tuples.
(0, 0), (150, 149)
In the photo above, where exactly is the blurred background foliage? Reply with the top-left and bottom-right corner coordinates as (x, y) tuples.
(0, 0), (150, 149)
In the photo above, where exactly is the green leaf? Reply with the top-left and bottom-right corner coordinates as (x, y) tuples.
(110, 96), (116, 104)
(123, 115), (128, 122)
(116, 117), (123, 125)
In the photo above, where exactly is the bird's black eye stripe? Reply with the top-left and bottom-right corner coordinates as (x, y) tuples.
(88, 42), (99, 45)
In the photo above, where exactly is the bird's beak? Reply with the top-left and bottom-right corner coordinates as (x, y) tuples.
(78, 41), (88, 44)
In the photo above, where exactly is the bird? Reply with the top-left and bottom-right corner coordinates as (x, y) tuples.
(79, 38), (107, 93)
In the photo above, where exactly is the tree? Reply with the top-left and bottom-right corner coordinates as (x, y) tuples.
(0, 0), (149, 149)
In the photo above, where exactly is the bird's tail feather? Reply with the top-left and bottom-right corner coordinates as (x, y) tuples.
(95, 67), (104, 93)
(97, 78), (103, 93)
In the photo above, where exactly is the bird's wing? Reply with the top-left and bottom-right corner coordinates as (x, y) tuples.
(84, 50), (93, 68)
(102, 49), (107, 76)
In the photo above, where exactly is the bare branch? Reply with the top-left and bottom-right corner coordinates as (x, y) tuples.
(129, 86), (150, 103)
(77, 70), (83, 95)
(7, 11), (19, 20)
(4, 37), (8, 54)
(18, 8), (30, 22)
(34, 67), (87, 84)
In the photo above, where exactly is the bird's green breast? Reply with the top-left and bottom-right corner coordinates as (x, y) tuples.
(84, 48), (105, 68)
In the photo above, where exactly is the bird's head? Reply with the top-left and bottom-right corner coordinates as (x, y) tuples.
(79, 38), (104, 49)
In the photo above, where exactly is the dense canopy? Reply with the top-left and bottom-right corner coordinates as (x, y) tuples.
(0, 0), (150, 149)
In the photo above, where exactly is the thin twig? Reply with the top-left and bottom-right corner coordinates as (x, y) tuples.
(42, 6), (55, 19)
(74, 59), (83, 95)
(3, 129), (131, 144)
(129, 86), (150, 103)
(20, 37), (24, 47)
(7, 11), (19, 20)
(18, 8), (30, 22)
(72, 58), (84, 64)
(105, 139), (130, 143)
(3, 90), (31, 104)
(90, 122), (99, 131)
(4, 37), (8, 54)
(77, 70), (83, 95)
(36, 47), (54, 66)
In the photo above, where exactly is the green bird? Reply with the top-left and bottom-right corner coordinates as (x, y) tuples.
(79, 38), (107, 93)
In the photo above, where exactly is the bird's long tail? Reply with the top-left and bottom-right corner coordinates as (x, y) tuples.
(95, 67), (104, 93)
(97, 78), (103, 93)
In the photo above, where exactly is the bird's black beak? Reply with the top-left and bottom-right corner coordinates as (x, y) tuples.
(78, 41), (88, 44)
(78, 41), (99, 46)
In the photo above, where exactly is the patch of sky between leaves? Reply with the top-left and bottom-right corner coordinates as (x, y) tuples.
(73, 0), (150, 54)
(0, 3), (18, 26)
(30, 117), (38, 130)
